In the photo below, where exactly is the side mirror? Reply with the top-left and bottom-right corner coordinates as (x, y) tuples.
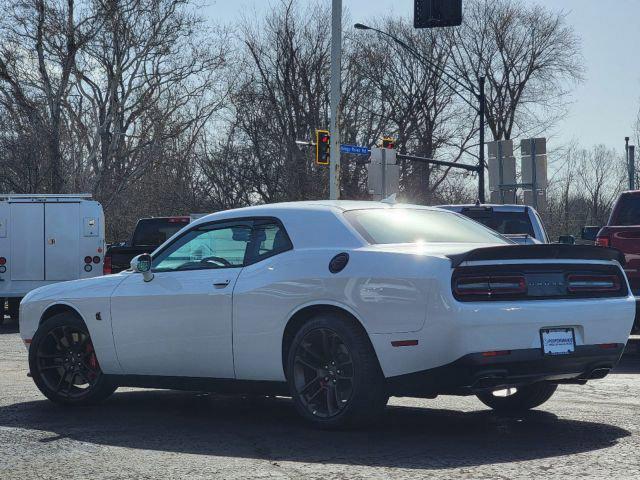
(581, 226), (601, 242)
(558, 235), (575, 245)
(130, 253), (154, 282)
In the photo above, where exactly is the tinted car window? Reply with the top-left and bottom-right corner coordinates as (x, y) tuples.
(132, 218), (189, 246)
(460, 209), (534, 236)
(344, 209), (508, 244)
(248, 222), (292, 263)
(153, 224), (251, 271)
(612, 195), (640, 225)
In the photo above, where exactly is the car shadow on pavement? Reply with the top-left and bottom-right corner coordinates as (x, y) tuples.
(0, 389), (630, 470)
(612, 353), (640, 373)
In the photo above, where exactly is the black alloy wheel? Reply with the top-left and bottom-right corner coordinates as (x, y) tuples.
(292, 327), (354, 418)
(29, 313), (116, 405)
(287, 313), (388, 429)
(35, 325), (101, 398)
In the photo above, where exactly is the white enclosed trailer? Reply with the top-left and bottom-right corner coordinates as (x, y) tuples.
(0, 194), (105, 322)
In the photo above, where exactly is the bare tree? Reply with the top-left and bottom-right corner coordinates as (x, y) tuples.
(351, 18), (475, 203)
(0, 0), (592, 240)
(544, 145), (625, 239)
(447, 0), (583, 141)
(0, 0), (98, 191)
(231, 0), (331, 202)
(71, 0), (228, 209)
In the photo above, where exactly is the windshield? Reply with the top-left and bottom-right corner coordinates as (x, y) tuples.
(459, 208), (534, 236)
(344, 208), (508, 245)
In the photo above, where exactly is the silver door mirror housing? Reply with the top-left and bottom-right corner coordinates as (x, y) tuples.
(130, 253), (154, 282)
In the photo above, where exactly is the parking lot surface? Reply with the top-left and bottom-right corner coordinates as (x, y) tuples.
(1, 320), (639, 480)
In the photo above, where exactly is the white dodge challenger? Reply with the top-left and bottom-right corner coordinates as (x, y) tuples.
(19, 201), (635, 428)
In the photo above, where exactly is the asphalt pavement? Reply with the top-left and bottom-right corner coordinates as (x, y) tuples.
(1, 318), (639, 479)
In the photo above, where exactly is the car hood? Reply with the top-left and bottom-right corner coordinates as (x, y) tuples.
(21, 273), (129, 304)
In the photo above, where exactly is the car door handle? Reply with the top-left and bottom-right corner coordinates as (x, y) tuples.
(213, 280), (231, 288)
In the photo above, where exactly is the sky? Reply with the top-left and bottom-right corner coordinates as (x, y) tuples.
(208, 0), (640, 156)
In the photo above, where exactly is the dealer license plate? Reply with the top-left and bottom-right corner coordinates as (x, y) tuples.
(540, 328), (575, 355)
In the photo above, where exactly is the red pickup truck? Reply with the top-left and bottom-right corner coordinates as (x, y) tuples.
(589, 191), (640, 332)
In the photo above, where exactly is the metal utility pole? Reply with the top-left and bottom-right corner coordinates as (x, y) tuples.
(625, 136), (631, 190)
(329, 0), (342, 200)
(381, 148), (387, 198)
(478, 76), (486, 203)
(630, 145), (636, 191)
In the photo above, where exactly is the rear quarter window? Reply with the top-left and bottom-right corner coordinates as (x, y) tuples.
(344, 208), (508, 244)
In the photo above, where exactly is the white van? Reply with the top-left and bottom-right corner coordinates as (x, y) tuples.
(0, 194), (105, 322)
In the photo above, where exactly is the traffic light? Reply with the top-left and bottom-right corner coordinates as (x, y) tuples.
(316, 129), (330, 165)
(382, 137), (395, 149)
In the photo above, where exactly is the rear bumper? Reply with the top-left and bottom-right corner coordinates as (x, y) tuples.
(386, 344), (625, 397)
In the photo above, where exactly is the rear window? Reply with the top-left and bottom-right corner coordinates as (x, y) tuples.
(132, 218), (189, 246)
(612, 195), (640, 225)
(344, 209), (508, 245)
(459, 208), (534, 236)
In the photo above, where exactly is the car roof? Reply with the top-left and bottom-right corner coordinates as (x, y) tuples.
(183, 201), (449, 250)
(188, 200), (439, 227)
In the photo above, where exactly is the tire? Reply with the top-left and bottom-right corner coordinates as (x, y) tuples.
(286, 313), (388, 429)
(29, 313), (116, 406)
(476, 382), (558, 412)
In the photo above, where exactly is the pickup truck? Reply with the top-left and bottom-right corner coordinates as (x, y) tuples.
(104, 216), (190, 274)
(436, 204), (552, 244)
(589, 191), (640, 292)
(587, 190), (640, 333)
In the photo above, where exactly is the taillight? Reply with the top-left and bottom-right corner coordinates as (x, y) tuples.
(0, 257), (6, 265)
(84, 256), (92, 264)
(454, 275), (526, 297)
(567, 274), (620, 293)
(103, 255), (112, 275)
(92, 256), (101, 264)
(595, 236), (610, 247)
(482, 350), (511, 357)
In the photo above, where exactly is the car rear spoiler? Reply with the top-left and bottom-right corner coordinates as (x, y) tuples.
(448, 244), (625, 268)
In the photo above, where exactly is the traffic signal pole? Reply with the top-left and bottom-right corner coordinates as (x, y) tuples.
(329, 0), (342, 200)
(478, 76), (486, 203)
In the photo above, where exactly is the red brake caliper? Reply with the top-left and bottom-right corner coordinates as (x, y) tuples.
(85, 342), (99, 380)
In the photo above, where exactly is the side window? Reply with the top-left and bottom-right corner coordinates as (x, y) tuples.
(248, 221), (292, 263)
(152, 224), (252, 272)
